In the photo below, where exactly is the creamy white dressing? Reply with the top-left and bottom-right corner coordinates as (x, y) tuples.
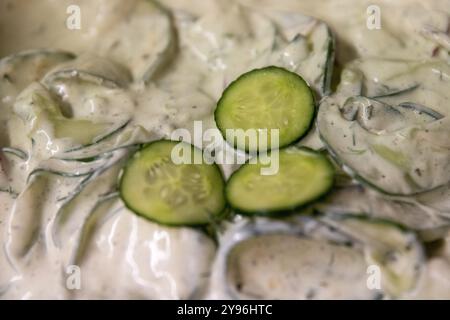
(0, 0), (450, 299)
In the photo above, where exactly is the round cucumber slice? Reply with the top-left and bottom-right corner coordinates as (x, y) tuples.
(119, 140), (226, 226)
(215, 66), (315, 152)
(226, 147), (334, 215)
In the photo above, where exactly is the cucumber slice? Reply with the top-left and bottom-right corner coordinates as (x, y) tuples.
(267, 22), (334, 150)
(226, 147), (334, 215)
(257, 11), (335, 97)
(0, 187), (17, 198)
(13, 83), (129, 153)
(0, 147), (24, 196)
(215, 66), (315, 152)
(318, 95), (450, 195)
(340, 96), (438, 134)
(214, 218), (374, 300)
(70, 192), (121, 266)
(6, 174), (50, 257)
(27, 154), (114, 181)
(1, 147), (28, 160)
(0, 49), (74, 99)
(227, 233), (376, 299)
(0, 49), (74, 147)
(369, 83), (419, 99)
(52, 148), (132, 247)
(61, 120), (131, 153)
(345, 59), (450, 117)
(318, 59), (450, 195)
(39, 56), (134, 153)
(415, 183), (450, 217)
(0, 159), (10, 196)
(318, 214), (424, 298)
(57, 125), (151, 161)
(215, 214), (424, 299)
(95, 0), (174, 81)
(7, 170), (85, 258)
(298, 23), (335, 96)
(42, 54), (132, 89)
(119, 140), (226, 226)
(397, 102), (444, 120)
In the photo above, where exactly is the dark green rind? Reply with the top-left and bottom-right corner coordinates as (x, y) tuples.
(119, 140), (228, 227)
(1, 147), (28, 160)
(321, 26), (335, 96)
(215, 66), (316, 153)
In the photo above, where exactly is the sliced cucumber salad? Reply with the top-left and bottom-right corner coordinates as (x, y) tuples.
(119, 140), (226, 226)
(215, 66), (315, 152)
(226, 147), (334, 215)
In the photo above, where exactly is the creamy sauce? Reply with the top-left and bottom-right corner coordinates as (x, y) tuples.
(0, 0), (449, 299)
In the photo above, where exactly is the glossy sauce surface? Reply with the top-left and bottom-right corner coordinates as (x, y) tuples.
(0, 0), (449, 299)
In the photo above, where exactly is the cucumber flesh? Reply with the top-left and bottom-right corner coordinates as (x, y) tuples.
(119, 140), (226, 226)
(215, 66), (315, 152)
(226, 147), (334, 215)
